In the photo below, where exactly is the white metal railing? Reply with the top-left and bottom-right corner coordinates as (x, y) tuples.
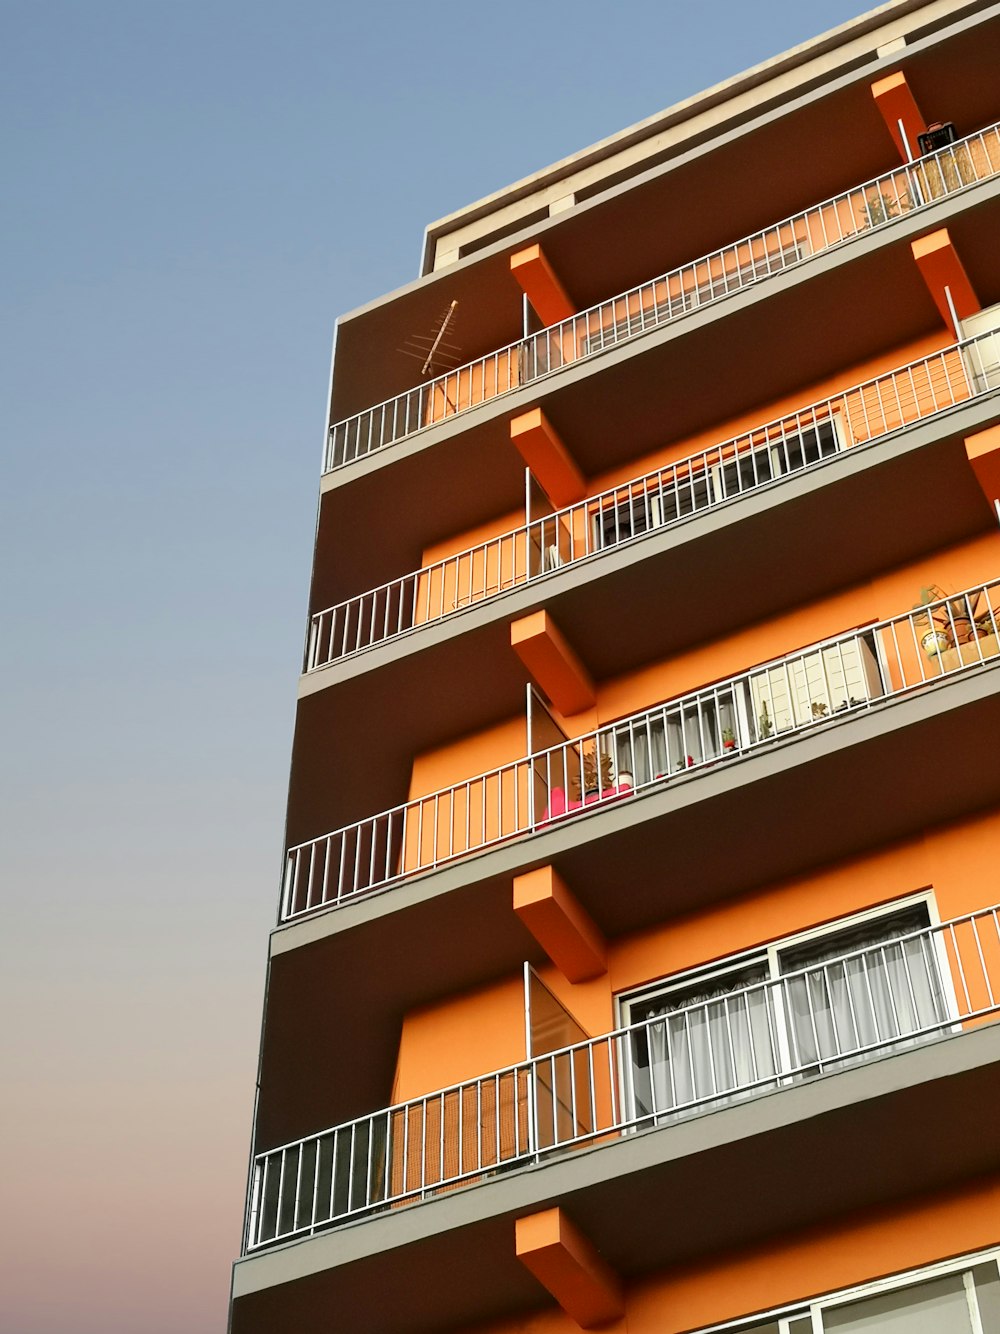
(308, 332), (1000, 669)
(325, 121), (1000, 473)
(284, 579), (1000, 919)
(246, 904), (1000, 1250)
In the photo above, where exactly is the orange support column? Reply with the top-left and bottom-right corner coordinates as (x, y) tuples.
(510, 243), (576, 326)
(510, 407), (585, 508)
(871, 71), (927, 160)
(911, 229), (980, 333)
(511, 610), (594, 716)
(514, 866), (606, 982)
(516, 1207), (624, 1329)
(965, 423), (1000, 508)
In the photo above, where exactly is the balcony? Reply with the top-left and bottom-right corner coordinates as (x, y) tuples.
(325, 122), (1000, 475)
(308, 334), (1000, 671)
(247, 904), (1000, 1253)
(284, 579), (1000, 921)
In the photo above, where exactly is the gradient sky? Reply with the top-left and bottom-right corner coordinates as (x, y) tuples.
(1, 1), (883, 1329)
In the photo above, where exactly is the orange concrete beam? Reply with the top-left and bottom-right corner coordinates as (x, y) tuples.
(911, 229), (980, 332)
(509, 407), (585, 508)
(516, 1207), (624, 1329)
(514, 866), (607, 982)
(965, 423), (1000, 508)
(871, 71), (926, 160)
(511, 610), (594, 715)
(510, 244), (576, 326)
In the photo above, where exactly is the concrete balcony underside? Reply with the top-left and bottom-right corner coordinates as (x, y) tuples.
(420, 0), (997, 276)
(232, 1022), (1000, 1334)
(312, 178), (1000, 612)
(290, 392), (1000, 840)
(257, 663), (1000, 1146)
(326, 3), (1000, 442)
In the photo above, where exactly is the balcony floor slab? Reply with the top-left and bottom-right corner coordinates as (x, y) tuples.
(233, 1021), (1000, 1334)
(292, 392), (1000, 838)
(315, 174), (1000, 602)
(258, 663), (1000, 1146)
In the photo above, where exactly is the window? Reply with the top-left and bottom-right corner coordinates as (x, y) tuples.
(748, 630), (883, 737)
(609, 688), (740, 782)
(690, 1252), (1000, 1333)
(592, 472), (712, 548)
(711, 415), (841, 501)
(602, 628), (884, 787)
(962, 301), (1000, 392)
(620, 900), (952, 1123)
(591, 413), (843, 552)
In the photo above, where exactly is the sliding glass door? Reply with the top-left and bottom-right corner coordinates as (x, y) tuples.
(624, 902), (953, 1125)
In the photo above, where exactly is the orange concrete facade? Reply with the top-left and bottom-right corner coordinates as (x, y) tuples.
(233, 8), (1000, 1334)
(871, 70), (927, 160)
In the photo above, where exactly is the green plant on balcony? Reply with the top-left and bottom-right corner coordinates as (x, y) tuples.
(914, 584), (997, 661)
(758, 701), (773, 739)
(859, 187), (910, 229)
(913, 583), (971, 655)
(572, 747), (615, 798)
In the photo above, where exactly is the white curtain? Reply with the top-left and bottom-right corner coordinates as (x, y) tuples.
(613, 693), (738, 784)
(613, 715), (668, 786)
(637, 966), (776, 1118)
(780, 918), (948, 1070)
(821, 1271), (973, 1332)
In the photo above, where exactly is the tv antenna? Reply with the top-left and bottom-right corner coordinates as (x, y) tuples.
(400, 300), (462, 378)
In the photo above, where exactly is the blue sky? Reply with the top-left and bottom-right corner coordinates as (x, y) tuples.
(1, 1), (879, 1329)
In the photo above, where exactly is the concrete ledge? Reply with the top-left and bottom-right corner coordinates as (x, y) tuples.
(300, 391), (1000, 703)
(274, 661), (1000, 957)
(323, 171), (1000, 499)
(233, 1019), (1000, 1300)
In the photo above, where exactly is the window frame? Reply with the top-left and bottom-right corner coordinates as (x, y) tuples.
(589, 407), (844, 555)
(615, 891), (958, 1120)
(682, 1246), (1000, 1333)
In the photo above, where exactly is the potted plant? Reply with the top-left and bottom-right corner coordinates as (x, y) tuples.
(757, 701), (773, 739)
(722, 727), (737, 752)
(913, 584), (953, 656)
(858, 187), (910, 229)
(571, 749), (615, 800)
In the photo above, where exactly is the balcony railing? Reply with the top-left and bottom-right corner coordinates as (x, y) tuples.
(308, 332), (1000, 670)
(247, 904), (1000, 1250)
(284, 579), (1000, 920)
(325, 120), (1000, 473)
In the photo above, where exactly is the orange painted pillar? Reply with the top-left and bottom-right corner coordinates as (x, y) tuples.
(510, 407), (585, 508)
(510, 243), (576, 326)
(516, 1207), (624, 1329)
(511, 610), (594, 716)
(514, 866), (607, 982)
(871, 71), (926, 160)
(965, 423), (1000, 508)
(911, 229), (980, 332)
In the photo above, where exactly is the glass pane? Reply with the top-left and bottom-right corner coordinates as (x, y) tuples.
(973, 1261), (1000, 1332)
(777, 906), (946, 1069)
(822, 1271), (972, 1332)
(631, 963), (774, 1117)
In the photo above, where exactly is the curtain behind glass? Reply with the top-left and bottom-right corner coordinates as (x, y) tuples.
(634, 965), (775, 1119)
(780, 911), (947, 1070)
(821, 1271), (972, 1331)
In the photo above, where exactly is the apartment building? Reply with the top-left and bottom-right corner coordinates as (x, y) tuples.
(229, 2), (1000, 1330)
